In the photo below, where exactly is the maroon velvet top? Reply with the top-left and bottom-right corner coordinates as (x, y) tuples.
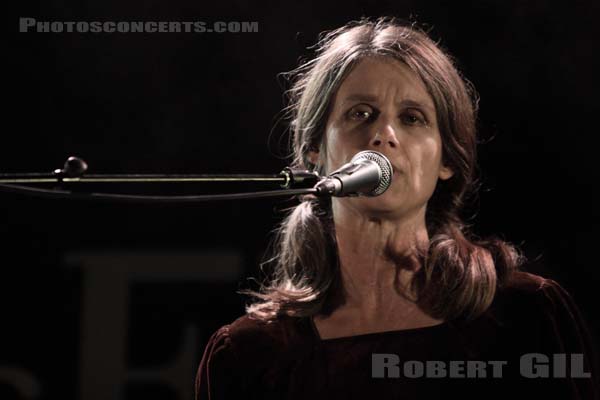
(195, 271), (599, 399)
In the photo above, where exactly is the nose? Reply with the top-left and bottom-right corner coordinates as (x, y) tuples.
(370, 123), (400, 149)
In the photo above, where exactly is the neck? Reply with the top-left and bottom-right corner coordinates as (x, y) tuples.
(331, 199), (429, 317)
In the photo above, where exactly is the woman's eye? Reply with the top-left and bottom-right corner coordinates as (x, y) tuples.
(347, 105), (374, 121)
(400, 111), (426, 126)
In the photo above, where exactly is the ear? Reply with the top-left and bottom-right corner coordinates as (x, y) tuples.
(307, 148), (320, 166)
(438, 165), (454, 181)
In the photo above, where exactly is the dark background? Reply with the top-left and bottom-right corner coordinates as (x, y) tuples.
(3, 1), (599, 399)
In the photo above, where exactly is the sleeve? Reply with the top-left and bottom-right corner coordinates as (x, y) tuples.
(195, 325), (247, 400)
(536, 279), (600, 400)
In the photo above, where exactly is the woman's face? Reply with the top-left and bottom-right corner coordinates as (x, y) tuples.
(310, 57), (453, 219)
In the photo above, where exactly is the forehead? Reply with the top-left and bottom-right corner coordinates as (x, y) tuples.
(334, 57), (434, 109)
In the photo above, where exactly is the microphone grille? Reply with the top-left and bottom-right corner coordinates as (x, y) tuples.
(351, 151), (393, 196)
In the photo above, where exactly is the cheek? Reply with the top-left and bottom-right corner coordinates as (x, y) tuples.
(410, 137), (443, 189)
(324, 124), (354, 173)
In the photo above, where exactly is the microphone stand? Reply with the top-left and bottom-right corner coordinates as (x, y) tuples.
(0, 156), (322, 203)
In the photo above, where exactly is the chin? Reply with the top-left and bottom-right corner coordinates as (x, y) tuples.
(351, 194), (406, 217)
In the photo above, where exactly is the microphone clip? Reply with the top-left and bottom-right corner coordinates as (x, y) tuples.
(279, 167), (321, 189)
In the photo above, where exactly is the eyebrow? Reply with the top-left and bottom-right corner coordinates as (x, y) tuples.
(340, 94), (435, 112)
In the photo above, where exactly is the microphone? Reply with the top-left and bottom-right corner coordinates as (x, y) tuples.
(314, 150), (393, 197)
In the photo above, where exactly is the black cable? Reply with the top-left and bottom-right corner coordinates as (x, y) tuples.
(0, 173), (286, 184)
(0, 183), (319, 204)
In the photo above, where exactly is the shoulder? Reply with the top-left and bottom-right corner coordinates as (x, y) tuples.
(452, 269), (592, 346)
(195, 314), (314, 399)
(231, 313), (314, 349)
(458, 271), (561, 336)
(203, 314), (315, 363)
(454, 270), (594, 358)
(488, 270), (594, 350)
(494, 270), (577, 313)
(491, 270), (572, 318)
(490, 271), (599, 398)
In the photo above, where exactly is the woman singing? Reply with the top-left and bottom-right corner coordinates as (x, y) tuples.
(195, 17), (598, 399)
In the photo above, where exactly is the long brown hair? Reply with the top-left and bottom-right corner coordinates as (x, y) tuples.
(243, 17), (523, 321)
